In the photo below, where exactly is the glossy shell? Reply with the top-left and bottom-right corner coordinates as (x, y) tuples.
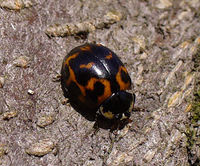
(61, 43), (132, 111)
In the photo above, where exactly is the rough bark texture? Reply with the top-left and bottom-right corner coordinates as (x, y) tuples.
(0, 0), (199, 165)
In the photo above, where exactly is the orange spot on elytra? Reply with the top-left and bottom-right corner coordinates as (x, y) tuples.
(80, 62), (94, 69)
(64, 53), (79, 66)
(64, 53), (86, 96)
(116, 66), (131, 90)
(86, 78), (112, 104)
(63, 51), (113, 106)
(80, 46), (91, 51)
(105, 52), (112, 59)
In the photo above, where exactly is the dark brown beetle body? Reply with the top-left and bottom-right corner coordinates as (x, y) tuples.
(61, 43), (135, 120)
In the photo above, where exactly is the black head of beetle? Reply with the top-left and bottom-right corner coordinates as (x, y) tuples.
(98, 91), (136, 120)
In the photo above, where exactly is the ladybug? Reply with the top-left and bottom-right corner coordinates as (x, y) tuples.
(61, 43), (135, 121)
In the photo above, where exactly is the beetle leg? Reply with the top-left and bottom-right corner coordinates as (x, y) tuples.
(92, 121), (100, 136)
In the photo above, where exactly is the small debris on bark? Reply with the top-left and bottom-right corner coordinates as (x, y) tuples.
(27, 89), (35, 95)
(13, 56), (30, 68)
(2, 111), (18, 120)
(0, 144), (8, 157)
(37, 115), (54, 128)
(0, 0), (33, 10)
(0, 76), (5, 88)
(45, 11), (122, 37)
(25, 139), (55, 157)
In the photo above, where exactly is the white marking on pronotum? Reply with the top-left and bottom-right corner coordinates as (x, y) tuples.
(120, 100), (134, 120)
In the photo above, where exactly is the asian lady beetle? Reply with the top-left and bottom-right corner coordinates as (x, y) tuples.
(61, 43), (135, 121)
